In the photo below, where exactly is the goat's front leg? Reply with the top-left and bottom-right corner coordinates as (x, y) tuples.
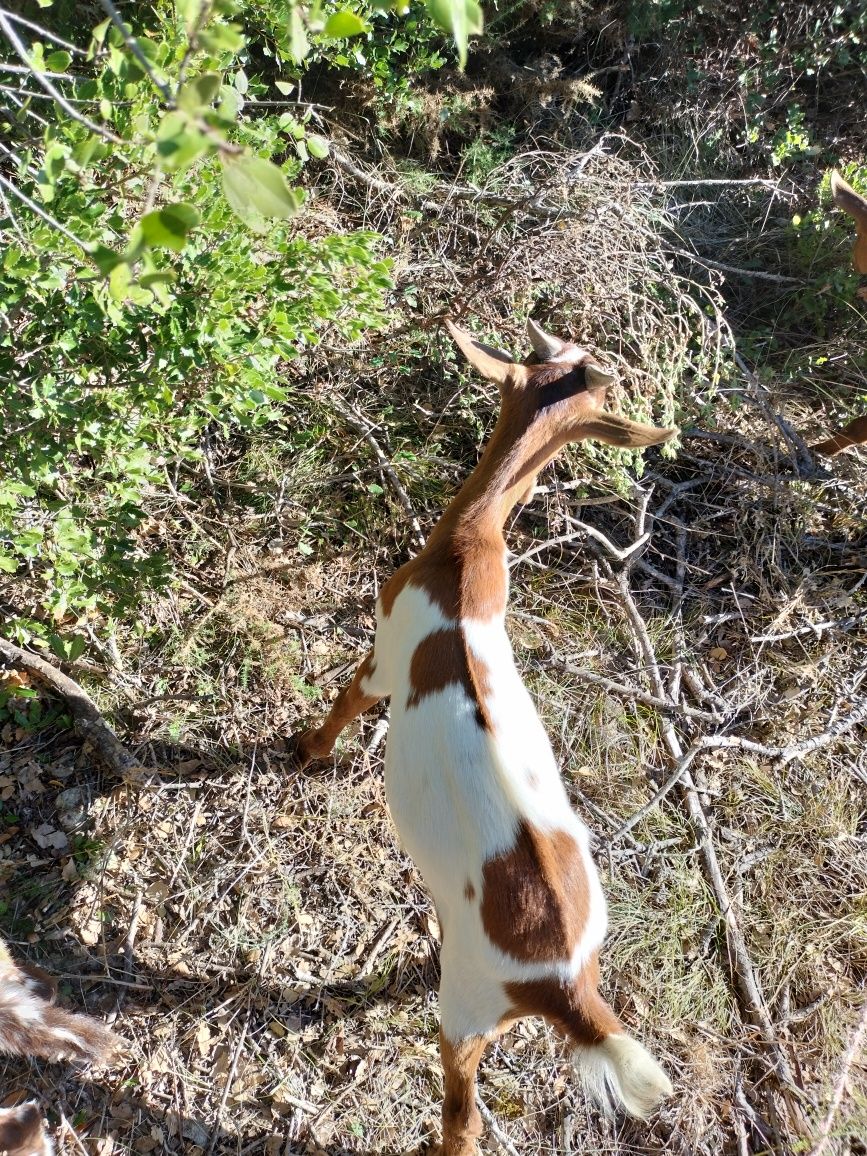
(289, 650), (383, 770)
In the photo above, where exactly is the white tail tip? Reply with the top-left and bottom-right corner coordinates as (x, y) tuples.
(572, 1033), (672, 1119)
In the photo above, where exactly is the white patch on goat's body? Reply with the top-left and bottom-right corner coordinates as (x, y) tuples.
(376, 583), (609, 1044)
(372, 582), (449, 695)
(0, 983), (46, 1027)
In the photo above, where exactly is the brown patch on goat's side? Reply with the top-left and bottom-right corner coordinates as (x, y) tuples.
(378, 538), (507, 623)
(464, 879), (476, 901)
(502, 955), (622, 1046)
(406, 627), (493, 730)
(480, 821), (588, 962)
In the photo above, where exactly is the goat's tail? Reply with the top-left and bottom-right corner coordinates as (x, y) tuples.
(0, 941), (121, 1064)
(572, 1032), (672, 1119)
(509, 968), (672, 1119)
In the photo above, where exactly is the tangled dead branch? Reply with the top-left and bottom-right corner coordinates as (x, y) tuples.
(0, 636), (153, 784)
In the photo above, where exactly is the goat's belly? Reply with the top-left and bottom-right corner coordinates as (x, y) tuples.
(383, 684), (601, 953)
(384, 688), (515, 885)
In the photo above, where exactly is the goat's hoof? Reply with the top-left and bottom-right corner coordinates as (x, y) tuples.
(284, 731), (333, 773)
(283, 733), (313, 771)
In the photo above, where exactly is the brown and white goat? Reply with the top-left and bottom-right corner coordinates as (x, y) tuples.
(811, 171), (867, 457)
(291, 318), (675, 1155)
(0, 937), (121, 1156)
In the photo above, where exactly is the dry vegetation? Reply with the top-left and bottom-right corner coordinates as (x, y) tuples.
(2, 18), (867, 1156)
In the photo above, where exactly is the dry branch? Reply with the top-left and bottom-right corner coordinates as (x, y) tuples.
(808, 1001), (867, 1156)
(330, 396), (425, 547)
(585, 488), (807, 1131)
(545, 653), (723, 724)
(0, 636), (152, 783)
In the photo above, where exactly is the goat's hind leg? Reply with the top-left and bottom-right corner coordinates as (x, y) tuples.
(432, 949), (510, 1156)
(288, 649), (385, 769)
(431, 1030), (488, 1156)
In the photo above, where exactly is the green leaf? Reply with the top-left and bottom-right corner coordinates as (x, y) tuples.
(288, 8), (310, 63)
(176, 0), (206, 33)
(89, 16), (111, 47)
(67, 635), (86, 661)
(178, 71), (222, 112)
(45, 50), (72, 71)
(109, 261), (132, 302)
(155, 111), (210, 172)
(198, 22), (245, 54)
(323, 11), (368, 37)
(89, 243), (123, 275)
(221, 154), (305, 230)
(307, 134), (330, 159)
(0, 553), (17, 573)
(139, 203), (201, 251)
(217, 85), (242, 120)
(139, 269), (177, 287)
(425, 0), (483, 68)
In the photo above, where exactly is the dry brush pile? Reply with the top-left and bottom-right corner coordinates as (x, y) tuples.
(1, 130), (866, 1155)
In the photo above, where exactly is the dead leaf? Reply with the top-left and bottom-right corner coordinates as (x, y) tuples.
(196, 1022), (212, 1057)
(30, 822), (69, 851)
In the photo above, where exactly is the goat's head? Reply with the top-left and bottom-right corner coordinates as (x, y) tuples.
(447, 318), (676, 502)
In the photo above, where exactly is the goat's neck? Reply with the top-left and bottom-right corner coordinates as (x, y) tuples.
(429, 419), (548, 548)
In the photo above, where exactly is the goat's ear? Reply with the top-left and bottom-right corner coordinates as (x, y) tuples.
(585, 365), (618, 392)
(831, 171), (867, 220)
(527, 318), (566, 361)
(578, 412), (677, 448)
(830, 171), (867, 274)
(446, 321), (518, 389)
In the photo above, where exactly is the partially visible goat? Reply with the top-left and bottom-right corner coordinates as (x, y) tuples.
(811, 171), (867, 457)
(291, 318), (675, 1155)
(0, 1103), (53, 1156)
(0, 937), (121, 1156)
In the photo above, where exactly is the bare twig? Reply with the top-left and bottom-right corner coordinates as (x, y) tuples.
(609, 547), (803, 1103)
(96, 0), (174, 105)
(0, 636), (153, 783)
(0, 171), (90, 251)
(608, 743), (706, 842)
(750, 611), (867, 643)
(476, 1097), (521, 1156)
(0, 8), (87, 54)
(544, 654), (723, 724)
(638, 177), (793, 191)
(808, 1002), (867, 1156)
(205, 1003), (251, 1155)
(0, 10), (123, 142)
(331, 398), (425, 548)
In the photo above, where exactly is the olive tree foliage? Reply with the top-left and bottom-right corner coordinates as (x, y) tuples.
(0, 0), (481, 660)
